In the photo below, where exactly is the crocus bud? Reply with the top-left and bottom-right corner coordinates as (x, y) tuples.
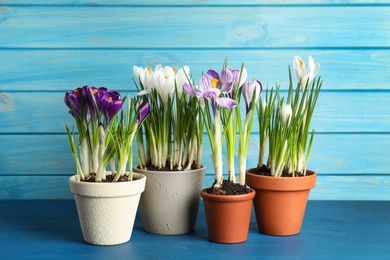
(138, 101), (150, 124)
(281, 104), (292, 126)
(242, 80), (262, 114)
(64, 88), (82, 117)
(261, 98), (267, 113)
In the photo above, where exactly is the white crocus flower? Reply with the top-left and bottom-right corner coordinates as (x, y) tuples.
(176, 66), (191, 95)
(281, 103), (292, 127)
(133, 65), (143, 80)
(293, 55), (320, 89)
(157, 72), (175, 105)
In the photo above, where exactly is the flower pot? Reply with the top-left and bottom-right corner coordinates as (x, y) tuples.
(133, 166), (206, 235)
(246, 170), (316, 236)
(69, 173), (146, 245)
(200, 188), (255, 244)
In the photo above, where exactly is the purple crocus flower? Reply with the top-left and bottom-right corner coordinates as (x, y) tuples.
(219, 69), (235, 97)
(98, 90), (123, 126)
(183, 72), (237, 117)
(137, 102), (150, 124)
(64, 87), (83, 118)
(242, 80), (262, 114)
(82, 85), (101, 120)
(231, 68), (247, 87)
(94, 87), (108, 110)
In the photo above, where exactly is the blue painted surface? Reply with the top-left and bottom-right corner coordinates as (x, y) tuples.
(0, 1), (390, 200)
(0, 200), (389, 259)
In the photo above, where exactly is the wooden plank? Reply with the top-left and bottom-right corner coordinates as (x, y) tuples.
(0, 200), (390, 258)
(0, 175), (389, 200)
(1, 0), (388, 6)
(1, 49), (390, 92)
(0, 133), (389, 176)
(1, 91), (390, 133)
(0, 6), (389, 48)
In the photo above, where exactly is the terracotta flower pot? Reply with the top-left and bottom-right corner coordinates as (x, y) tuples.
(200, 188), (255, 244)
(246, 170), (316, 236)
(69, 173), (146, 245)
(134, 166), (206, 235)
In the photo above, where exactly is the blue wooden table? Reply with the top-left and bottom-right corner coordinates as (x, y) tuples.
(0, 200), (389, 259)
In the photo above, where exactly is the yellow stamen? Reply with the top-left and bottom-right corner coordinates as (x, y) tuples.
(211, 78), (219, 89)
(73, 89), (79, 95)
(108, 97), (113, 101)
(299, 60), (304, 67)
(147, 66), (152, 73)
(174, 68), (177, 74)
(93, 89), (98, 93)
(165, 75), (168, 79)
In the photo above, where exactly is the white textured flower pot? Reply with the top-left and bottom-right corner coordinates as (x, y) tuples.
(133, 166), (206, 235)
(69, 173), (146, 245)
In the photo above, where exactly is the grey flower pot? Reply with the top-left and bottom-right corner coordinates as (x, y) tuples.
(134, 166), (206, 235)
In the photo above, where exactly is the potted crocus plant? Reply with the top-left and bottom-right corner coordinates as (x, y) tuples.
(65, 85), (149, 245)
(246, 55), (322, 236)
(184, 61), (260, 244)
(132, 65), (206, 235)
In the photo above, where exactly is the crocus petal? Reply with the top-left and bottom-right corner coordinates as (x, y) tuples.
(219, 69), (235, 94)
(176, 66), (190, 94)
(232, 68), (248, 87)
(281, 104), (292, 126)
(163, 66), (175, 77)
(157, 74), (175, 105)
(293, 56), (306, 83)
(238, 68), (248, 87)
(203, 88), (220, 99)
(137, 89), (151, 96)
(206, 70), (220, 81)
(64, 89), (82, 117)
(99, 90), (123, 125)
(133, 65), (143, 79)
(183, 83), (196, 96)
(220, 81), (234, 95)
(138, 102), (150, 124)
(307, 55), (320, 82)
(261, 98), (266, 112)
(199, 73), (214, 91)
(216, 97), (237, 109)
(220, 69), (234, 84)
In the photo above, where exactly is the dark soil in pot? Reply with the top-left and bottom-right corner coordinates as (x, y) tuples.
(204, 179), (251, 195)
(82, 173), (139, 182)
(248, 164), (316, 178)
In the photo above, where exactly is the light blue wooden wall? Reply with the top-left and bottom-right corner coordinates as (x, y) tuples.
(1, 0), (389, 200)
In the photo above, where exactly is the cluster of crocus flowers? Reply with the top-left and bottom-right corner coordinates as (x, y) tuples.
(133, 64), (203, 171)
(258, 55), (322, 177)
(65, 85), (149, 182)
(184, 62), (262, 188)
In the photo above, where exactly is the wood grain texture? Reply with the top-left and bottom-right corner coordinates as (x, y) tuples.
(0, 1), (389, 200)
(1, 200), (390, 259)
(1, 91), (389, 133)
(1, 49), (390, 91)
(1, 0), (388, 5)
(0, 6), (389, 48)
(1, 175), (389, 200)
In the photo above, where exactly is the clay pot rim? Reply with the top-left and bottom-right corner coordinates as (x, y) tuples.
(200, 188), (256, 202)
(246, 170), (316, 191)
